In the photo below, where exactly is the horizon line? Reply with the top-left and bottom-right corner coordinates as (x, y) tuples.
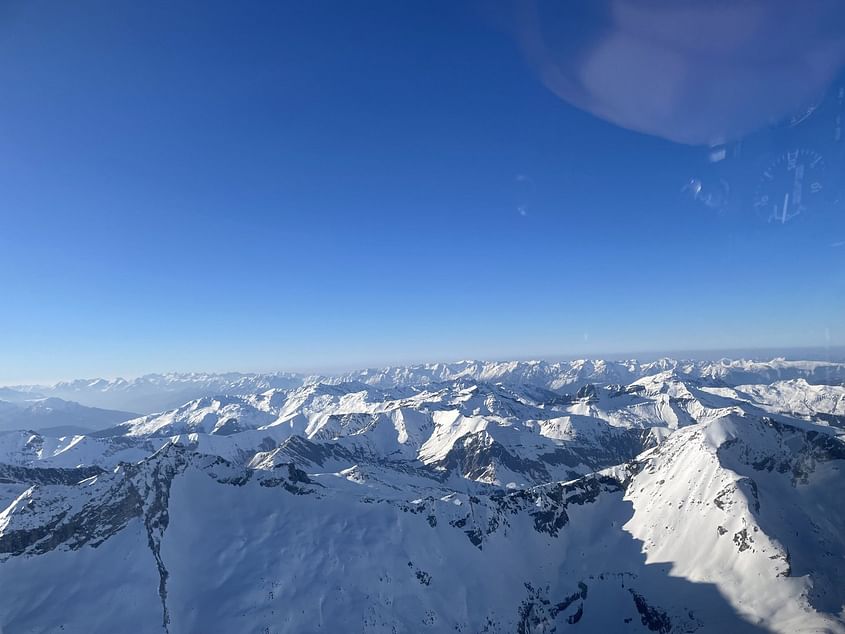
(7, 344), (845, 388)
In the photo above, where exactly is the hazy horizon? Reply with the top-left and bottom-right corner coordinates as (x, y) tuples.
(6, 344), (845, 387)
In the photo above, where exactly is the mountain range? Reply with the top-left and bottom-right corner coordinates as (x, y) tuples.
(0, 358), (843, 632)
(10, 356), (845, 414)
(0, 397), (137, 436)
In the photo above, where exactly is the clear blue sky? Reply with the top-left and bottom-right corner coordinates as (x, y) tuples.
(0, 1), (843, 383)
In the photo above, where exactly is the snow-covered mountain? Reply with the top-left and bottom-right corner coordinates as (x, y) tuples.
(0, 387), (40, 403)
(11, 372), (304, 414)
(331, 357), (845, 391)
(1, 360), (844, 632)
(0, 397), (138, 436)
(9, 357), (845, 415)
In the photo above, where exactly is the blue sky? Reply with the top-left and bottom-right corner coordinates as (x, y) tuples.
(0, 1), (843, 383)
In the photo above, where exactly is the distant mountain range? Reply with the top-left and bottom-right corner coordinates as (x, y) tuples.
(0, 358), (843, 632)
(9, 357), (845, 414)
(8, 372), (304, 414)
(0, 397), (137, 436)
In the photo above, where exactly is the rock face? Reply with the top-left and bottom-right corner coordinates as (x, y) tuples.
(0, 360), (844, 632)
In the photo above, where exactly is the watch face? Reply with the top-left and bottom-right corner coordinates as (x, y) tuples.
(753, 149), (826, 224)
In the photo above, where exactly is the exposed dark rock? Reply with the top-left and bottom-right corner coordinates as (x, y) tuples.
(0, 463), (105, 487)
(733, 528), (753, 553)
(629, 589), (672, 633)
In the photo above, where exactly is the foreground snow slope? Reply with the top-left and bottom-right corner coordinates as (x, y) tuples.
(0, 360), (843, 633)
